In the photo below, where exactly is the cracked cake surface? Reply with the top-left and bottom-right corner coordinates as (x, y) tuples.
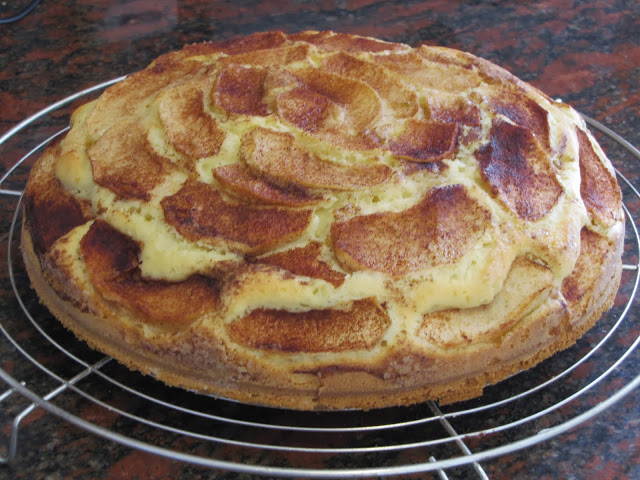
(22, 30), (624, 410)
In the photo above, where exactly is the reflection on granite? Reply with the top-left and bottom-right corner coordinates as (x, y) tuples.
(0, 1), (638, 479)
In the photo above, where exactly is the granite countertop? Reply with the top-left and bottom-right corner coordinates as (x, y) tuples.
(0, 1), (638, 478)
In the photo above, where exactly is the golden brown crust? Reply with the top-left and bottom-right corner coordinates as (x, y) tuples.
(331, 184), (491, 275)
(160, 181), (313, 255)
(22, 31), (625, 410)
(475, 119), (563, 221)
(22, 221), (622, 410)
(88, 122), (170, 201)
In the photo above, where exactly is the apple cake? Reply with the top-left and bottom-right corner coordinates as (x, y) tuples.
(21, 31), (625, 410)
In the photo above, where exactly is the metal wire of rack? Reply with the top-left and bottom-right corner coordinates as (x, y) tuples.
(0, 82), (638, 479)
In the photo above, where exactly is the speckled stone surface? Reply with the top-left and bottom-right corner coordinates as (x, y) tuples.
(0, 1), (638, 479)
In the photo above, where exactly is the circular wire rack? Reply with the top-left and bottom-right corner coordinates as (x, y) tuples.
(0, 80), (639, 479)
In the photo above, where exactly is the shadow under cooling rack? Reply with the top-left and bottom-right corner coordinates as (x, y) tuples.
(0, 82), (639, 479)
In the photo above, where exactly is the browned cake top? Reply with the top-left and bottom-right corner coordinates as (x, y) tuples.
(26, 31), (624, 360)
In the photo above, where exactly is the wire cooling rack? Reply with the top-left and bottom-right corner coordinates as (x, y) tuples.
(0, 81), (639, 478)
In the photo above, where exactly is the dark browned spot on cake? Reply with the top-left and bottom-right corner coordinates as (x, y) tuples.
(24, 143), (92, 256)
(25, 160), (88, 256)
(213, 163), (323, 206)
(576, 128), (622, 226)
(427, 93), (482, 127)
(241, 127), (390, 190)
(389, 119), (459, 162)
(80, 220), (219, 326)
(227, 298), (389, 352)
(475, 119), (562, 221)
(159, 81), (225, 159)
(489, 90), (550, 150)
(82, 220), (140, 276)
(88, 123), (168, 201)
(25, 191), (86, 256)
(331, 184), (490, 276)
(258, 242), (346, 287)
(161, 181), (311, 255)
(215, 64), (269, 116)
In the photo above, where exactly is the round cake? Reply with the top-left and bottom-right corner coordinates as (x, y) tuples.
(22, 31), (624, 410)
